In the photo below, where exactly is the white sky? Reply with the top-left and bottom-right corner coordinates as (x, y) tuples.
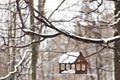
(45, 0), (62, 11)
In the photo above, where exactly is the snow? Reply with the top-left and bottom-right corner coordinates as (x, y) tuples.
(66, 52), (79, 56)
(0, 49), (32, 80)
(61, 69), (75, 74)
(23, 26), (120, 44)
(58, 27), (120, 43)
(58, 52), (80, 63)
(102, 38), (108, 43)
(23, 28), (32, 32)
(102, 35), (120, 43)
(86, 73), (97, 77)
(80, 22), (88, 26)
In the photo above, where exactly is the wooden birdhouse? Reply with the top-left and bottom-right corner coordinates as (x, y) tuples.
(58, 52), (88, 74)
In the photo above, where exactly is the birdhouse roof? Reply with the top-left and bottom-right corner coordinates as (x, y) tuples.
(58, 52), (80, 63)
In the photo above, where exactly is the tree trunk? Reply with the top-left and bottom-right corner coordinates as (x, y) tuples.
(38, 0), (46, 80)
(114, 2), (120, 80)
(29, 0), (45, 80)
(29, 0), (37, 80)
(9, 7), (16, 80)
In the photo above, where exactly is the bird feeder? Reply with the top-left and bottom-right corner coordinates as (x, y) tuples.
(58, 52), (88, 74)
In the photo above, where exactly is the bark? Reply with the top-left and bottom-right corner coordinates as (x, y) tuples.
(9, 7), (16, 80)
(29, 0), (37, 80)
(10, 14), (16, 80)
(29, 0), (45, 80)
(114, 2), (120, 80)
(38, 0), (46, 80)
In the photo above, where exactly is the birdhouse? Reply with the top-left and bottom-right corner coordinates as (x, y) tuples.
(58, 52), (88, 74)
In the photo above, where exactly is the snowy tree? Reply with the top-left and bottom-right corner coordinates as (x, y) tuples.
(0, 0), (119, 80)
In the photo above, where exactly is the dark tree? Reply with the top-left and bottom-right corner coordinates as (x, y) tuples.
(114, 1), (120, 80)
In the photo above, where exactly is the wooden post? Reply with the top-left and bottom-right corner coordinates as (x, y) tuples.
(85, 64), (87, 73)
(75, 64), (77, 73)
(80, 64), (82, 71)
(64, 64), (67, 70)
(70, 64), (72, 69)
(59, 64), (61, 73)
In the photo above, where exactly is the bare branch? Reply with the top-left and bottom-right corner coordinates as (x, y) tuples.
(16, 0), (26, 29)
(85, 47), (105, 58)
(25, 0), (120, 44)
(34, 14), (120, 44)
(5, 38), (45, 48)
(23, 28), (62, 38)
(48, 0), (65, 19)
(0, 49), (31, 80)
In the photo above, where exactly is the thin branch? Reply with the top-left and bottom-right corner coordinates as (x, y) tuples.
(23, 28), (62, 38)
(25, 0), (120, 44)
(48, 0), (65, 19)
(85, 47), (105, 58)
(34, 15), (120, 44)
(5, 38), (45, 48)
(84, 0), (103, 14)
(109, 17), (120, 26)
(0, 49), (31, 80)
(16, 0), (26, 29)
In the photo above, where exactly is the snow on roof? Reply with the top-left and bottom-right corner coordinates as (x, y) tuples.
(58, 52), (80, 63)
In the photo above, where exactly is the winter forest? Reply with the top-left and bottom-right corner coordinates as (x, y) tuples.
(0, 0), (120, 80)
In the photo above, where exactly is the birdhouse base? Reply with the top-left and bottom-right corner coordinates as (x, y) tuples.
(60, 69), (87, 74)
(60, 69), (75, 74)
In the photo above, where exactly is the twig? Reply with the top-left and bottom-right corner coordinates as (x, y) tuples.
(0, 49), (31, 80)
(48, 0), (65, 19)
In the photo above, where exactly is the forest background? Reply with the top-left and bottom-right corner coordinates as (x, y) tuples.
(0, 0), (120, 80)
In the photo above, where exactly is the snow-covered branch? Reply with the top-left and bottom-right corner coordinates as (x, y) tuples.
(34, 14), (120, 44)
(25, 1), (120, 44)
(23, 28), (62, 38)
(57, 28), (120, 43)
(109, 17), (120, 27)
(0, 49), (31, 80)
(29, 15), (120, 44)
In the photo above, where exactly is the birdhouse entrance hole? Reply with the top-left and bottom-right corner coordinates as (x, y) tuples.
(58, 52), (88, 74)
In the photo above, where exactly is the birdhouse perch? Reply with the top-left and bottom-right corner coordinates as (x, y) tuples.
(58, 52), (88, 74)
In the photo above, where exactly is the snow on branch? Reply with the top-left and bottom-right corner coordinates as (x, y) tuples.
(34, 14), (120, 44)
(0, 49), (31, 80)
(58, 28), (120, 43)
(110, 11), (120, 21)
(23, 28), (62, 38)
(24, 16), (120, 44)
(25, 1), (120, 44)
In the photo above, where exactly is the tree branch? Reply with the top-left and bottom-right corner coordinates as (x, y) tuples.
(48, 0), (65, 19)
(23, 28), (62, 38)
(25, 0), (120, 44)
(34, 15), (120, 44)
(0, 49), (31, 80)
(5, 38), (45, 48)
(16, 0), (26, 29)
